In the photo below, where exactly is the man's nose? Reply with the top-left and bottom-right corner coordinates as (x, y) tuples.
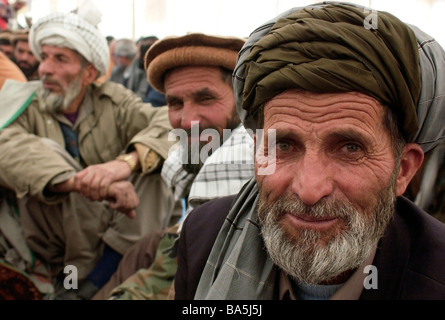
(290, 152), (334, 206)
(38, 59), (54, 76)
(180, 102), (201, 131)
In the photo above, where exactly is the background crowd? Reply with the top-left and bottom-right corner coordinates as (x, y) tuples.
(0, 0), (444, 301)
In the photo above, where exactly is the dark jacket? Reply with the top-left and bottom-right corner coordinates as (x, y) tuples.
(175, 195), (445, 300)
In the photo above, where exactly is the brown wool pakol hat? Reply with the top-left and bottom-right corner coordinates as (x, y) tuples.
(0, 30), (13, 43)
(11, 30), (29, 46)
(144, 33), (245, 93)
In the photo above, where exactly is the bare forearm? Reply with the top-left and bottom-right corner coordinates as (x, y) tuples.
(50, 176), (75, 193)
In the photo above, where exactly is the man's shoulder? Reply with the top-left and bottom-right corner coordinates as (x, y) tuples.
(0, 80), (41, 129)
(183, 195), (237, 235)
(398, 197), (445, 298)
(175, 195), (237, 300)
(399, 197), (445, 282)
(92, 81), (136, 103)
(368, 196), (445, 299)
(396, 196), (445, 248)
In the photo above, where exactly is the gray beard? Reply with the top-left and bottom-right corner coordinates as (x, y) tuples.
(257, 169), (397, 285)
(38, 75), (82, 114)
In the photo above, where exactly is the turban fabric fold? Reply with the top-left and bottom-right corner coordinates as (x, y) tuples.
(235, 3), (424, 143)
(29, 12), (109, 77)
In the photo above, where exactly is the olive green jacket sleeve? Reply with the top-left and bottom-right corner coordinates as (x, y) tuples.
(91, 82), (173, 162)
(0, 81), (173, 203)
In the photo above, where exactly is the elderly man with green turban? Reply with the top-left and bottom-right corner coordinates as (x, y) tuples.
(174, 2), (445, 300)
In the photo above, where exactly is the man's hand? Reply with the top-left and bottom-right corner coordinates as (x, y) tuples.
(50, 173), (138, 218)
(73, 151), (138, 201)
(105, 180), (139, 218)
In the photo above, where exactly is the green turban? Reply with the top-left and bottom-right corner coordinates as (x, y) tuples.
(236, 3), (421, 141)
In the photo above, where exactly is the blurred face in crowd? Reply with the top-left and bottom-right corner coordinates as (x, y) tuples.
(13, 40), (39, 78)
(114, 55), (132, 68)
(164, 65), (240, 173)
(0, 42), (13, 58)
(37, 45), (97, 114)
(255, 90), (423, 285)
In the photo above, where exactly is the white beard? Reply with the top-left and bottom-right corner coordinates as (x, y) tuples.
(258, 172), (397, 285)
(38, 75), (83, 114)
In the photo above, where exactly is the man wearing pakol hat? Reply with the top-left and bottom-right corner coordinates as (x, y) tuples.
(91, 33), (254, 300)
(174, 2), (445, 300)
(11, 30), (39, 80)
(0, 9), (176, 299)
(0, 29), (13, 58)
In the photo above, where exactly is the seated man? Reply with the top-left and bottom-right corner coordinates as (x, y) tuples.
(137, 36), (166, 106)
(0, 10), (175, 299)
(174, 2), (445, 300)
(92, 33), (253, 300)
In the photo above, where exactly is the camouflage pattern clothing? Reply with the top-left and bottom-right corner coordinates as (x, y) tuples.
(108, 224), (179, 300)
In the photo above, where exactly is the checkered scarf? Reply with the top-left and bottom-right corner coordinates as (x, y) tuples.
(161, 124), (254, 216)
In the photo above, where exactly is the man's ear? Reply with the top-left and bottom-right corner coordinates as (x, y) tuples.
(396, 143), (424, 196)
(82, 64), (99, 85)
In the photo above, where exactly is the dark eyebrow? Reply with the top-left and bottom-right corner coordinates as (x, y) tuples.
(166, 87), (215, 103)
(326, 129), (369, 146)
(273, 127), (370, 149)
(55, 53), (68, 60)
(194, 87), (215, 98)
(275, 128), (300, 141)
(165, 94), (179, 104)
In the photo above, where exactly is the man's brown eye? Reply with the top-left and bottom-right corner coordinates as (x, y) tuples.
(345, 143), (361, 153)
(338, 143), (366, 161)
(277, 141), (291, 151)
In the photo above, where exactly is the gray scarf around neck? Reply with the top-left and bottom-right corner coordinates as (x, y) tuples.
(194, 178), (278, 299)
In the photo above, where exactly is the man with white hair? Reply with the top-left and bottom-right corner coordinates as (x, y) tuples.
(0, 10), (175, 299)
(109, 38), (140, 93)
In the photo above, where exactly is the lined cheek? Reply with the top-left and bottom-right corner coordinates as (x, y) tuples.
(360, 156), (396, 186)
(168, 110), (181, 128)
(333, 160), (394, 211)
(255, 157), (296, 199)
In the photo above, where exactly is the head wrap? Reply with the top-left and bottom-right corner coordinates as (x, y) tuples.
(29, 11), (109, 77)
(234, 2), (445, 153)
(145, 33), (245, 93)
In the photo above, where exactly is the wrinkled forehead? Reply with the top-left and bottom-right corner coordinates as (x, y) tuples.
(262, 90), (387, 136)
(164, 66), (227, 91)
